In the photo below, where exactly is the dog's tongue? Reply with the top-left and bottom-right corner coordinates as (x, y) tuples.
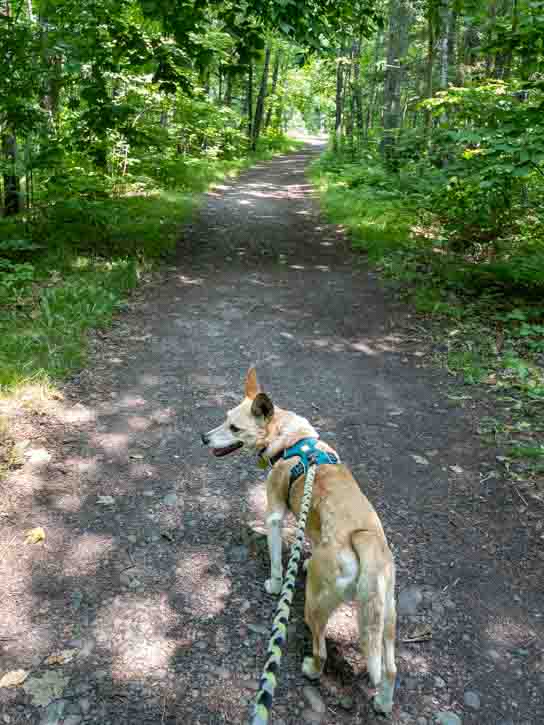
(212, 442), (243, 457)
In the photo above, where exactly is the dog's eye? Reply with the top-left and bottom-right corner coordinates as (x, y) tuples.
(230, 424), (241, 433)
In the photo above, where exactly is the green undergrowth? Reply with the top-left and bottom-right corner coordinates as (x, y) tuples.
(311, 148), (544, 487)
(0, 135), (303, 394)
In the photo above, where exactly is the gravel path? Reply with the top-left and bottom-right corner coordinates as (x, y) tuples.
(0, 142), (542, 725)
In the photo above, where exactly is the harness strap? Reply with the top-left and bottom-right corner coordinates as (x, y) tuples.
(281, 438), (338, 508)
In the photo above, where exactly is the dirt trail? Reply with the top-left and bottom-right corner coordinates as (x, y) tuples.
(0, 143), (542, 725)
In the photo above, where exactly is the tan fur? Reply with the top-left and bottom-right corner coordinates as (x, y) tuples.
(203, 368), (397, 715)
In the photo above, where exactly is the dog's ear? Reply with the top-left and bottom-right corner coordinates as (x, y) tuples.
(251, 392), (274, 421)
(244, 367), (261, 400)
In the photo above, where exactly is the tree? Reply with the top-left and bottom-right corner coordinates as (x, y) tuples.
(381, 0), (412, 162)
(251, 44), (272, 150)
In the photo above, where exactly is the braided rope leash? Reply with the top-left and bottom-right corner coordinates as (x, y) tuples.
(250, 462), (317, 725)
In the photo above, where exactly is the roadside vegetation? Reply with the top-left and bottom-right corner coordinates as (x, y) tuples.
(1, 0), (332, 396)
(305, 1), (544, 487)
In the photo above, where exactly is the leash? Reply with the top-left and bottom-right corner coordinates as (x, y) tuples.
(250, 459), (317, 725)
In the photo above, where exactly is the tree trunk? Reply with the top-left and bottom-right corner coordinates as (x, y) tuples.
(344, 51), (354, 154)
(494, 0), (516, 80)
(447, 8), (457, 84)
(246, 62), (254, 142)
(424, 7), (435, 137)
(2, 133), (21, 216)
(352, 39), (364, 144)
(381, 0), (411, 162)
(251, 46), (271, 150)
(365, 32), (381, 137)
(224, 72), (233, 107)
(438, 0), (450, 90)
(264, 51), (281, 129)
(333, 47), (345, 152)
(486, 1), (497, 76)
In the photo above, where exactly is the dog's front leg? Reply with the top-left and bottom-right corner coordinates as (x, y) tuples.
(265, 511), (284, 594)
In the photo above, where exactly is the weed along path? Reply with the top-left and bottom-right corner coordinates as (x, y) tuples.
(0, 143), (542, 725)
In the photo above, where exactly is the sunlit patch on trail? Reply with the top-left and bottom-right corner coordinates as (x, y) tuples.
(174, 549), (231, 616)
(63, 533), (115, 576)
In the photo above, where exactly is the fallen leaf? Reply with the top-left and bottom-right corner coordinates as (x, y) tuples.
(45, 649), (78, 666)
(403, 623), (432, 642)
(0, 669), (29, 688)
(411, 454), (430, 466)
(97, 495), (115, 505)
(24, 527), (45, 545)
(450, 465), (464, 475)
(483, 373), (497, 385)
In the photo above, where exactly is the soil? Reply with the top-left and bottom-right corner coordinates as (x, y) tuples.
(0, 141), (542, 725)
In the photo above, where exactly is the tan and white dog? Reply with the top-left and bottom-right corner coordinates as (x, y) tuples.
(202, 368), (397, 715)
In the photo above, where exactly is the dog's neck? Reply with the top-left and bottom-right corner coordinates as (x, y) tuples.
(260, 407), (319, 460)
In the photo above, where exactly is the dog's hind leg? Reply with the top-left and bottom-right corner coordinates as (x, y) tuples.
(372, 569), (397, 715)
(302, 559), (341, 679)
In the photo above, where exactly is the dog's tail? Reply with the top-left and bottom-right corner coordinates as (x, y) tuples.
(351, 531), (397, 714)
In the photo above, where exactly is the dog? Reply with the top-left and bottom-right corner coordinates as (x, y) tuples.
(201, 367), (397, 715)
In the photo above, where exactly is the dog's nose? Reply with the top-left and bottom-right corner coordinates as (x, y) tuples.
(201, 432), (209, 445)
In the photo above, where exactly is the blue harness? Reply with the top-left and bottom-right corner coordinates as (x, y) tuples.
(271, 437), (339, 508)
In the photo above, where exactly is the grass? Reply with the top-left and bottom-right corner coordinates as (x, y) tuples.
(0, 134), (304, 396)
(310, 152), (418, 260)
(311, 145), (544, 488)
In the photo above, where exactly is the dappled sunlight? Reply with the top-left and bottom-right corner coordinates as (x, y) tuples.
(63, 455), (97, 474)
(127, 415), (153, 431)
(94, 432), (130, 455)
(63, 533), (116, 576)
(176, 274), (204, 286)
(247, 481), (268, 523)
(399, 650), (432, 675)
(95, 594), (176, 680)
(326, 603), (359, 645)
(117, 394), (148, 409)
(150, 406), (176, 424)
(301, 332), (404, 358)
(140, 374), (161, 386)
(350, 340), (378, 356)
(173, 548), (232, 616)
(60, 403), (97, 424)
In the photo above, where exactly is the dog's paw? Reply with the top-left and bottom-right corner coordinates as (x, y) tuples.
(302, 657), (322, 680)
(372, 692), (393, 717)
(264, 577), (282, 595)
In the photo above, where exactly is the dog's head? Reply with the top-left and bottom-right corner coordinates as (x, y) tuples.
(201, 367), (274, 457)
